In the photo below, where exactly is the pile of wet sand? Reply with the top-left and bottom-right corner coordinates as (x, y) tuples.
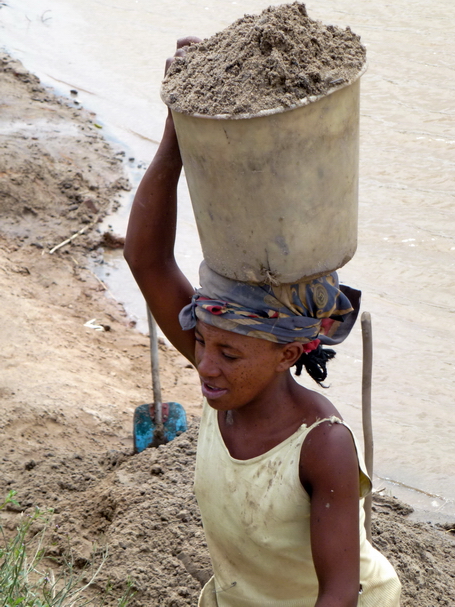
(2, 424), (454, 607)
(162, 2), (366, 116)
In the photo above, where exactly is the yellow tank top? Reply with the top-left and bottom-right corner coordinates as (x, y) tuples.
(194, 400), (401, 607)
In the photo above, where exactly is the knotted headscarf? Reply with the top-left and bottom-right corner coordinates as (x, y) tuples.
(179, 262), (360, 348)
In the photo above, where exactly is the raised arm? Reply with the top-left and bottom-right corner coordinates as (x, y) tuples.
(124, 38), (201, 364)
(300, 421), (361, 607)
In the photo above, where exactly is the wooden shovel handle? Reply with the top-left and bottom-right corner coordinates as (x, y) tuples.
(147, 306), (163, 427)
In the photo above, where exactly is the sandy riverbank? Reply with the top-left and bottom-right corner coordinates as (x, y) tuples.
(0, 53), (454, 606)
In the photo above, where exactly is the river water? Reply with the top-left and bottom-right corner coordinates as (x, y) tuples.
(1, 0), (454, 519)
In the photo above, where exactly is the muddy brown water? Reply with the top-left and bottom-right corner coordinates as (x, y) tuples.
(1, 0), (454, 519)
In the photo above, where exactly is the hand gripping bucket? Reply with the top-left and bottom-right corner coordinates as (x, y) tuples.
(164, 67), (366, 285)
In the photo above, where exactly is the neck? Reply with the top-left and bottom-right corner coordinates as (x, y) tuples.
(217, 372), (313, 461)
(226, 371), (303, 432)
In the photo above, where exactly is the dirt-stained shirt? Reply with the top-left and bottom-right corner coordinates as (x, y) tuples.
(194, 400), (401, 607)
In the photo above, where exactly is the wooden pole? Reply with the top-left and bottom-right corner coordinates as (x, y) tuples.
(361, 311), (374, 542)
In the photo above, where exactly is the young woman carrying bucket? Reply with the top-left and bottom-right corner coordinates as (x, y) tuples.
(124, 37), (401, 607)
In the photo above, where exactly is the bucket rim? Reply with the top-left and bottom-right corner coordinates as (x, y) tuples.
(161, 62), (367, 121)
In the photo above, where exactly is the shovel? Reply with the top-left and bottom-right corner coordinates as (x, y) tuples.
(133, 306), (187, 453)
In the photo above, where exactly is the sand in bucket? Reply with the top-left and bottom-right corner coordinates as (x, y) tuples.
(162, 2), (367, 284)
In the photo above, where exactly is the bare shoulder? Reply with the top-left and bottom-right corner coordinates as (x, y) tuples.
(298, 407), (358, 496)
(294, 383), (344, 426)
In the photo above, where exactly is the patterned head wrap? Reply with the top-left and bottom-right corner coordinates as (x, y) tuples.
(179, 262), (360, 348)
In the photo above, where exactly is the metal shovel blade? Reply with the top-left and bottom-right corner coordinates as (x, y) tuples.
(133, 402), (187, 453)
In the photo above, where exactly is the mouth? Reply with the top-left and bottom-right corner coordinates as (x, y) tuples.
(200, 381), (228, 400)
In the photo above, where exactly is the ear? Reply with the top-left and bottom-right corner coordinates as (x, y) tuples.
(276, 342), (304, 372)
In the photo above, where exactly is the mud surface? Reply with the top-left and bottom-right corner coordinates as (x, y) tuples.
(162, 2), (366, 116)
(1, 54), (454, 606)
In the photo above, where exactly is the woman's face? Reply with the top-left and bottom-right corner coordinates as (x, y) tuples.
(194, 320), (289, 411)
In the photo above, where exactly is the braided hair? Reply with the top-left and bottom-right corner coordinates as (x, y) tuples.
(294, 344), (336, 387)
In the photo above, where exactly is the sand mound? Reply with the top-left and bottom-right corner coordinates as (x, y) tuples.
(162, 2), (366, 116)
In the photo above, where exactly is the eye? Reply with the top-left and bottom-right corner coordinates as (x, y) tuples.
(195, 336), (205, 346)
(222, 352), (238, 360)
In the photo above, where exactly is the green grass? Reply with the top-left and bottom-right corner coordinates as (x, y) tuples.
(0, 491), (134, 607)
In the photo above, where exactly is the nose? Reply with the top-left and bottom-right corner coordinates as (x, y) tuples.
(196, 348), (221, 380)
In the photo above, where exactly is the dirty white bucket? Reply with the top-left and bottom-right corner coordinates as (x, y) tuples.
(165, 68), (365, 284)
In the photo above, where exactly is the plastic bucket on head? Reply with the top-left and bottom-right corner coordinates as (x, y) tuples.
(165, 67), (365, 285)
